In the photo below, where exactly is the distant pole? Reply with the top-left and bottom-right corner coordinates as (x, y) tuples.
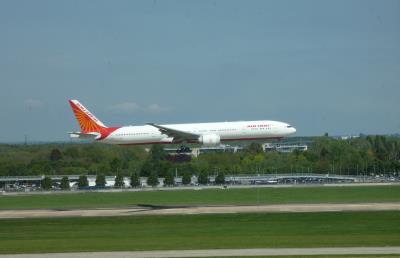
(256, 187), (260, 206)
(24, 135), (28, 145)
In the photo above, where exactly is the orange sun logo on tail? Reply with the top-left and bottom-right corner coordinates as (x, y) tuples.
(69, 100), (107, 133)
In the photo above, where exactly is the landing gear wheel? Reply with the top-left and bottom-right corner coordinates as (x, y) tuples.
(177, 145), (191, 153)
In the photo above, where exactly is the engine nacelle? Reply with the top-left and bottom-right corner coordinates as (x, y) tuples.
(198, 134), (221, 146)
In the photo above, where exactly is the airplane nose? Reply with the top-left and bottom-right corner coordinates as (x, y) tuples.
(291, 127), (296, 134)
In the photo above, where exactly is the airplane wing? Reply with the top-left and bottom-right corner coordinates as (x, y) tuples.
(68, 132), (100, 140)
(147, 123), (199, 143)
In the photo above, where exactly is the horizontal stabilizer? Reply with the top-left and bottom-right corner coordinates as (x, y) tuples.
(68, 132), (100, 140)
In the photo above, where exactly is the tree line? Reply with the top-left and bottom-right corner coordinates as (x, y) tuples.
(0, 135), (399, 181)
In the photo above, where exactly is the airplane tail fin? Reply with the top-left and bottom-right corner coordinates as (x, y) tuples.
(68, 100), (107, 133)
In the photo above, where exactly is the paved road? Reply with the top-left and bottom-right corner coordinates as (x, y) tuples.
(1, 202), (400, 219)
(1, 247), (400, 257)
(2, 182), (399, 197)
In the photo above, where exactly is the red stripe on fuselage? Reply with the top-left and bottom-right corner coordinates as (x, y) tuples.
(221, 136), (283, 142)
(118, 141), (174, 146)
(97, 127), (121, 140)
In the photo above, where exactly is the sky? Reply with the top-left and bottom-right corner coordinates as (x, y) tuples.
(0, 0), (399, 142)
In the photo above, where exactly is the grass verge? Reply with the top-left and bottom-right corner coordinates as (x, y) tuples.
(188, 256), (400, 258)
(0, 185), (399, 210)
(0, 211), (399, 254)
(190, 256), (400, 258)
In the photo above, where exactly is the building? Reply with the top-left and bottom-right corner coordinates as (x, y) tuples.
(263, 143), (308, 153)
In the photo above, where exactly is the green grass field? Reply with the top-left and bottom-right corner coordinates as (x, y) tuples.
(0, 211), (399, 254)
(193, 257), (400, 258)
(190, 256), (400, 258)
(1, 185), (399, 210)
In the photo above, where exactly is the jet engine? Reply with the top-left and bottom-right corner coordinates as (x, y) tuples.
(198, 134), (221, 146)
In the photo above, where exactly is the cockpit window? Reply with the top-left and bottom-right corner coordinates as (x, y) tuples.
(287, 125), (293, 128)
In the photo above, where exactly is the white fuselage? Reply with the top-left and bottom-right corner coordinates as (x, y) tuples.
(101, 120), (296, 145)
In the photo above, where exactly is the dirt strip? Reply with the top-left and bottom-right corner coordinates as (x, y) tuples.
(1, 202), (400, 219)
(1, 247), (400, 258)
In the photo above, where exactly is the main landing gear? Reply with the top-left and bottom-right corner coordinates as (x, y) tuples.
(177, 145), (192, 154)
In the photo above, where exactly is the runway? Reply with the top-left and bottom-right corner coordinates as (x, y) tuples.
(1, 247), (400, 257)
(1, 202), (400, 219)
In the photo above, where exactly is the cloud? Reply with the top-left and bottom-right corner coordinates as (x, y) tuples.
(24, 99), (44, 110)
(107, 101), (170, 114)
(145, 104), (169, 114)
(107, 102), (139, 113)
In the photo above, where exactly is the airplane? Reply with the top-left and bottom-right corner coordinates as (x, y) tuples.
(68, 100), (296, 146)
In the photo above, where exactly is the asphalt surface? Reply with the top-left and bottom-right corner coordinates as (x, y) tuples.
(1, 247), (400, 257)
(2, 182), (399, 197)
(1, 202), (400, 219)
